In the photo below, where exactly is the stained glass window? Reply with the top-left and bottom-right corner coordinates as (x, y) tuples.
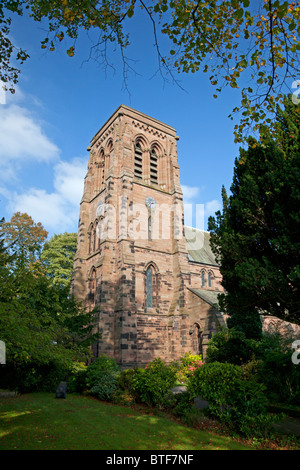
(201, 271), (205, 287)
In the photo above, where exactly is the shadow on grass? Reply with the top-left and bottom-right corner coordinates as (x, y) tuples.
(0, 393), (251, 450)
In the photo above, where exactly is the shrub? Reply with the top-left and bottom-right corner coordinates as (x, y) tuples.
(85, 354), (120, 389)
(206, 329), (300, 406)
(256, 346), (300, 405)
(130, 358), (177, 408)
(171, 391), (194, 418)
(0, 360), (72, 393)
(187, 362), (274, 436)
(188, 361), (242, 408)
(176, 353), (203, 383)
(66, 362), (87, 393)
(90, 370), (119, 401)
(117, 367), (138, 393)
(205, 328), (256, 365)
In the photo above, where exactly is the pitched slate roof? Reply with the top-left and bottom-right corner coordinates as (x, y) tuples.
(184, 226), (218, 266)
(188, 287), (220, 308)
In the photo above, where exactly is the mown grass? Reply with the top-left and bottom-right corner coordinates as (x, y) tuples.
(0, 392), (253, 450)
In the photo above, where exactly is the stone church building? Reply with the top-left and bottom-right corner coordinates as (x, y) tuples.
(71, 105), (227, 367)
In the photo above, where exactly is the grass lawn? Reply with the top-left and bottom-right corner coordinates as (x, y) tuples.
(0, 392), (253, 450)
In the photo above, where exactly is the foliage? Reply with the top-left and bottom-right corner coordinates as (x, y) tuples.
(273, 94), (300, 157)
(129, 358), (177, 408)
(0, 269), (98, 366)
(254, 341), (300, 405)
(85, 354), (120, 402)
(0, 360), (74, 393)
(188, 361), (242, 403)
(41, 232), (77, 288)
(117, 367), (138, 392)
(90, 370), (119, 401)
(205, 329), (300, 405)
(65, 362), (87, 393)
(206, 328), (256, 365)
(0, 2), (29, 93)
(85, 354), (120, 389)
(171, 391), (194, 419)
(2, 212), (48, 271)
(0, 213), (99, 392)
(187, 361), (277, 437)
(175, 352), (204, 383)
(2, 1), (300, 141)
(209, 99), (300, 329)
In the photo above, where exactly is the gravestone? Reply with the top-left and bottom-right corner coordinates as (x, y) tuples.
(56, 381), (67, 399)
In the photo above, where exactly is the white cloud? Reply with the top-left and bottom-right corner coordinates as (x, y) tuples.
(53, 157), (87, 205)
(0, 104), (59, 180)
(8, 157), (87, 234)
(205, 199), (221, 217)
(0, 88), (87, 234)
(182, 184), (202, 203)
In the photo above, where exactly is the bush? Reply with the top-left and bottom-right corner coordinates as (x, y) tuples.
(205, 328), (256, 365)
(255, 346), (300, 405)
(130, 358), (177, 408)
(187, 362), (274, 436)
(85, 354), (120, 389)
(175, 353), (203, 383)
(171, 391), (194, 418)
(0, 360), (72, 393)
(117, 367), (138, 393)
(188, 361), (242, 408)
(66, 362), (87, 393)
(240, 332), (300, 405)
(90, 370), (119, 401)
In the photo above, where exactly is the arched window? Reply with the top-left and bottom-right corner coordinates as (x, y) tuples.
(208, 271), (212, 288)
(89, 268), (97, 310)
(150, 147), (158, 184)
(134, 141), (143, 179)
(146, 266), (153, 308)
(201, 270), (205, 287)
(145, 263), (158, 309)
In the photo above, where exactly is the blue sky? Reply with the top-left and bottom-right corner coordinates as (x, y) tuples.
(0, 9), (243, 239)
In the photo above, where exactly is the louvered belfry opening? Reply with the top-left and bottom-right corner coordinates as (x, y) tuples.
(150, 148), (158, 184)
(134, 141), (143, 179)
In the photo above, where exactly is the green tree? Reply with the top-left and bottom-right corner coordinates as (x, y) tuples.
(2, 0), (300, 142)
(2, 212), (48, 271)
(208, 98), (300, 334)
(0, 214), (99, 389)
(41, 232), (77, 288)
(273, 94), (300, 157)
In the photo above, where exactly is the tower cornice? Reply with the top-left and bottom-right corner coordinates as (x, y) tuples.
(90, 105), (177, 147)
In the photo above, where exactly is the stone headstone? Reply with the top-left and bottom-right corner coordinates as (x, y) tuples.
(56, 381), (67, 399)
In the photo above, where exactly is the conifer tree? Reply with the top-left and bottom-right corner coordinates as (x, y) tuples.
(209, 97), (300, 336)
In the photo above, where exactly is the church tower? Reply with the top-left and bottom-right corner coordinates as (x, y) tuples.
(72, 105), (218, 366)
